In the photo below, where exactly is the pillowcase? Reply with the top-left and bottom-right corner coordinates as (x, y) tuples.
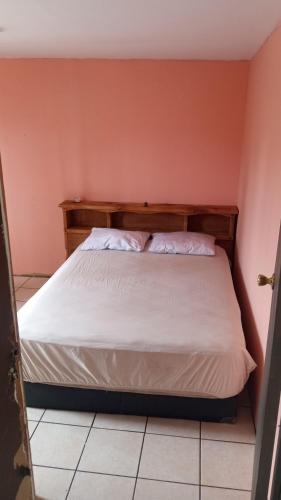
(147, 231), (215, 256)
(80, 227), (150, 252)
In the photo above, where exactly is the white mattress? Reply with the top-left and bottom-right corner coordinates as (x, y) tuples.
(18, 246), (256, 399)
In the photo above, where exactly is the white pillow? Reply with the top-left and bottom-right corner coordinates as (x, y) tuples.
(147, 231), (215, 256)
(80, 227), (150, 252)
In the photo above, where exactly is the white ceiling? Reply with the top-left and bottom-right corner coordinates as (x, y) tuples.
(0, 0), (280, 60)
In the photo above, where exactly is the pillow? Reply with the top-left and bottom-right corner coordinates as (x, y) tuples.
(147, 231), (215, 256)
(80, 227), (150, 252)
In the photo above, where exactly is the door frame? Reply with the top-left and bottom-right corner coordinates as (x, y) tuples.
(270, 427), (281, 499)
(0, 156), (34, 499)
(252, 223), (281, 500)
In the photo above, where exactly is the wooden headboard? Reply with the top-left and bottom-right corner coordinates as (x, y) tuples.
(59, 200), (238, 264)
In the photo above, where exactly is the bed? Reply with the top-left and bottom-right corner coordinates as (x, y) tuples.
(20, 201), (256, 421)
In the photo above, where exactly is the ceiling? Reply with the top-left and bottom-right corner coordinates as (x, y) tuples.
(0, 0), (280, 60)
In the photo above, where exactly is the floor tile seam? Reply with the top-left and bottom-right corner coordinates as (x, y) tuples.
(132, 417), (148, 500)
(31, 464), (252, 493)
(65, 424), (93, 499)
(31, 419), (255, 445)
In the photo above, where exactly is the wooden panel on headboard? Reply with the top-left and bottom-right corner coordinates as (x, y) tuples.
(59, 200), (238, 265)
(111, 211), (184, 233)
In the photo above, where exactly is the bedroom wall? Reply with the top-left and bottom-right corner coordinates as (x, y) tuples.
(236, 26), (281, 414)
(0, 59), (248, 274)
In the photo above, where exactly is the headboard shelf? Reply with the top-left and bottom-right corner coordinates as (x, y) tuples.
(59, 200), (238, 263)
(60, 200), (237, 215)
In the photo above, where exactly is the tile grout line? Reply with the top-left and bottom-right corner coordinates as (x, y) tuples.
(29, 421), (39, 440)
(33, 464), (76, 472)
(15, 280), (32, 293)
(37, 420), (95, 429)
(33, 421), (148, 431)
(31, 463), (253, 494)
(33, 463), (136, 479)
(64, 413), (97, 500)
(201, 437), (255, 446)
(14, 277), (31, 289)
(14, 274), (50, 287)
(29, 409), (46, 441)
(145, 430), (201, 440)
(31, 458), (253, 494)
(20, 279), (49, 290)
(28, 418), (255, 445)
(199, 483), (252, 493)
(132, 417), (148, 500)
(69, 469), (136, 480)
(31, 463), (252, 493)
(137, 476), (252, 492)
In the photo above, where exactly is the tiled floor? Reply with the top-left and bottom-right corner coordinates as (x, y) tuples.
(14, 274), (49, 310)
(15, 275), (256, 500)
(26, 396), (255, 500)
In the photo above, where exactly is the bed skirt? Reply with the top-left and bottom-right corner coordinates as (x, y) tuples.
(24, 382), (238, 422)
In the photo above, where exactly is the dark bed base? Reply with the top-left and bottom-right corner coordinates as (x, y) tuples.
(24, 382), (238, 422)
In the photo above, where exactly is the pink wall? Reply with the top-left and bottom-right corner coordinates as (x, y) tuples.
(236, 26), (281, 414)
(0, 59), (248, 274)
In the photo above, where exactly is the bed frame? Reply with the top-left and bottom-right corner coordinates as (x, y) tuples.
(24, 201), (240, 422)
(25, 383), (238, 422)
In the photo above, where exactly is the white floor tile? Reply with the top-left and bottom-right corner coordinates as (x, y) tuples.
(28, 421), (38, 438)
(13, 276), (29, 288)
(23, 276), (49, 288)
(139, 434), (199, 484)
(26, 407), (45, 421)
(31, 422), (88, 469)
(68, 472), (135, 500)
(201, 486), (251, 500)
(135, 478), (199, 500)
(33, 466), (74, 500)
(16, 301), (25, 310)
(15, 287), (37, 301)
(146, 417), (200, 438)
(78, 428), (143, 477)
(201, 440), (254, 491)
(94, 413), (146, 432)
(201, 407), (255, 444)
(42, 409), (95, 427)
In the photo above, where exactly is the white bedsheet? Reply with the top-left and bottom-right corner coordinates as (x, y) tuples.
(18, 246), (256, 398)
